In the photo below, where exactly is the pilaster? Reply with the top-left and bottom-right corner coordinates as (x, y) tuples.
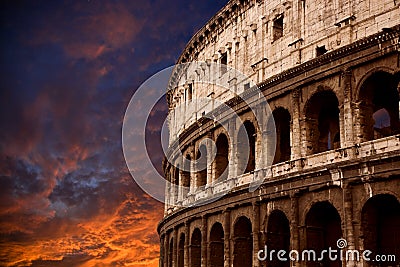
(290, 194), (300, 267)
(164, 231), (169, 267)
(291, 88), (302, 159)
(201, 215), (208, 267)
(223, 209), (231, 267)
(206, 133), (213, 188)
(342, 69), (355, 148)
(253, 202), (261, 267)
(343, 184), (357, 267)
(174, 228), (178, 267)
(184, 222), (190, 267)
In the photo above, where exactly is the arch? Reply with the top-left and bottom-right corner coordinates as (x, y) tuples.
(209, 222), (224, 267)
(178, 233), (185, 267)
(305, 201), (342, 267)
(237, 120), (256, 174)
(190, 228), (202, 267)
(233, 216), (253, 267)
(357, 70), (400, 141)
(355, 67), (396, 99)
(196, 144), (207, 188)
(361, 194), (400, 265)
(168, 237), (174, 267)
(304, 90), (340, 155)
(213, 133), (229, 182)
(272, 108), (291, 164)
(266, 210), (290, 267)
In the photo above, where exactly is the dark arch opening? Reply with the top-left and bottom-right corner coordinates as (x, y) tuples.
(210, 222), (224, 267)
(272, 108), (291, 164)
(214, 134), (229, 182)
(305, 201), (342, 267)
(233, 216), (253, 267)
(196, 145), (207, 188)
(266, 210), (290, 267)
(305, 90), (340, 154)
(238, 120), (256, 174)
(362, 194), (400, 266)
(178, 233), (185, 267)
(191, 228), (202, 267)
(358, 71), (400, 141)
(168, 237), (174, 267)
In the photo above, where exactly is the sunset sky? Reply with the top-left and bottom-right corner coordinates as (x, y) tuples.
(0, 1), (226, 266)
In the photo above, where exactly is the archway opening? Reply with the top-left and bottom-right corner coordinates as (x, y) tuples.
(178, 233), (185, 267)
(233, 216), (253, 267)
(210, 222), (224, 267)
(190, 228), (202, 267)
(266, 210), (290, 267)
(358, 71), (400, 141)
(214, 134), (229, 182)
(272, 108), (291, 164)
(238, 120), (256, 174)
(305, 90), (340, 154)
(196, 145), (207, 188)
(361, 194), (400, 266)
(305, 201), (342, 267)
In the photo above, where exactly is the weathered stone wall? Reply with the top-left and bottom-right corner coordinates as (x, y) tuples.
(163, 26), (400, 212)
(167, 0), (400, 141)
(159, 0), (400, 266)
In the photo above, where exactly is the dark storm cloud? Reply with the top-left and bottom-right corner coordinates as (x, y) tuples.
(0, 0), (226, 266)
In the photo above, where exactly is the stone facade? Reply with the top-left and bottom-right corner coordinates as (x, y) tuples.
(158, 0), (400, 266)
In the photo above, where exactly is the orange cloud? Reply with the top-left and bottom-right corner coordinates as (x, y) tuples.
(0, 190), (163, 267)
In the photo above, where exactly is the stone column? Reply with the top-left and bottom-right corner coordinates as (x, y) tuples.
(174, 228), (178, 267)
(206, 133), (213, 188)
(184, 222), (190, 267)
(201, 216), (208, 267)
(228, 118), (237, 180)
(182, 86), (187, 126)
(255, 103), (267, 169)
(223, 209), (231, 267)
(342, 70), (355, 148)
(160, 234), (165, 267)
(164, 232), (169, 267)
(171, 167), (177, 206)
(190, 152), (196, 195)
(291, 88), (302, 160)
(253, 202), (261, 267)
(178, 169), (183, 203)
(339, 105), (345, 149)
(261, 17), (267, 81)
(301, 117), (318, 156)
(343, 184), (357, 267)
(353, 100), (374, 144)
(164, 167), (170, 215)
(290, 194), (300, 267)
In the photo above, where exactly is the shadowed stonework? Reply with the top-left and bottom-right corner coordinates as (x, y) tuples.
(158, 0), (400, 266)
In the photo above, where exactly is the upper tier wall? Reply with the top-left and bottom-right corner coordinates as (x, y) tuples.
(166, 0), (400, 143)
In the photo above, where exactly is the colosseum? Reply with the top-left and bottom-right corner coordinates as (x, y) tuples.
(158, 0), (400, 266)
